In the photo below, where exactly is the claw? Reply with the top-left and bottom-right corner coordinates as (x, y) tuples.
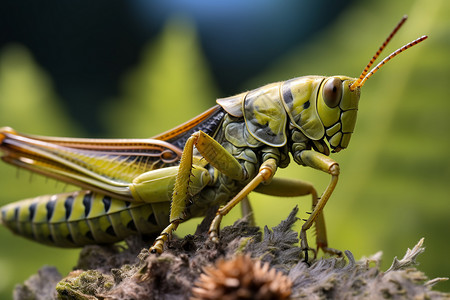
(303, 248), (309, 264)
(149, 230), (173, 254)
(302, 247), (317, 265)
(208, 212), (223, 244)
(149, 237), (165, 254)
(150, 248), (160, 254)
(208, 229), (220, 244)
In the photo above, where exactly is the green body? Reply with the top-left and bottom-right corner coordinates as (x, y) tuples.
(0, 75), (360, 248)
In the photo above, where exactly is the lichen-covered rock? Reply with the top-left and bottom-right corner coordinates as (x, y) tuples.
(13, 207), (449, 300)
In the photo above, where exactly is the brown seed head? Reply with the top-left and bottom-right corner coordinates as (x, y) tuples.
(191, 255), (292, 300)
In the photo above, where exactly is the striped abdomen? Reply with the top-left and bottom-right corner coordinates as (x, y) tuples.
(0, 191), (170, 247)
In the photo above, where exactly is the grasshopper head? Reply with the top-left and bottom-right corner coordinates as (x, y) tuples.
(281, 76), (360, 153)
(317, 76), (360, 152)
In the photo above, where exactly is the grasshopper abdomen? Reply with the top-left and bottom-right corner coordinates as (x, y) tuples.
(0, 190), (169, 247)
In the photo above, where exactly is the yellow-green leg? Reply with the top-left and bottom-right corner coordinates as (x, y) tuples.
(255, 175), (340, 259)
(209, 158), (278, 242)
(251, 149), (342, 260)
(149, 131), (248, 253)
(298, 150), (342, 260)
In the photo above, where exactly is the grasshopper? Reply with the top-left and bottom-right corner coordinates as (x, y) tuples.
(0, 16), (426, 260)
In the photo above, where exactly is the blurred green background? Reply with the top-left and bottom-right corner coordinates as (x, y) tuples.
(0, 0), (449, 298)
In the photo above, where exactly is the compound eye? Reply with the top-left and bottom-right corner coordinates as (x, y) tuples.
(323, 77), (342, 108)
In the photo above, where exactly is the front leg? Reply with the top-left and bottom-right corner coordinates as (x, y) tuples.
(299, 150), (342, 260)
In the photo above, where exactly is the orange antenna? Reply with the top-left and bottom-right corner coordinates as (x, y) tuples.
(350, 15), (408, 91)
(357, 35), (428, 88)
